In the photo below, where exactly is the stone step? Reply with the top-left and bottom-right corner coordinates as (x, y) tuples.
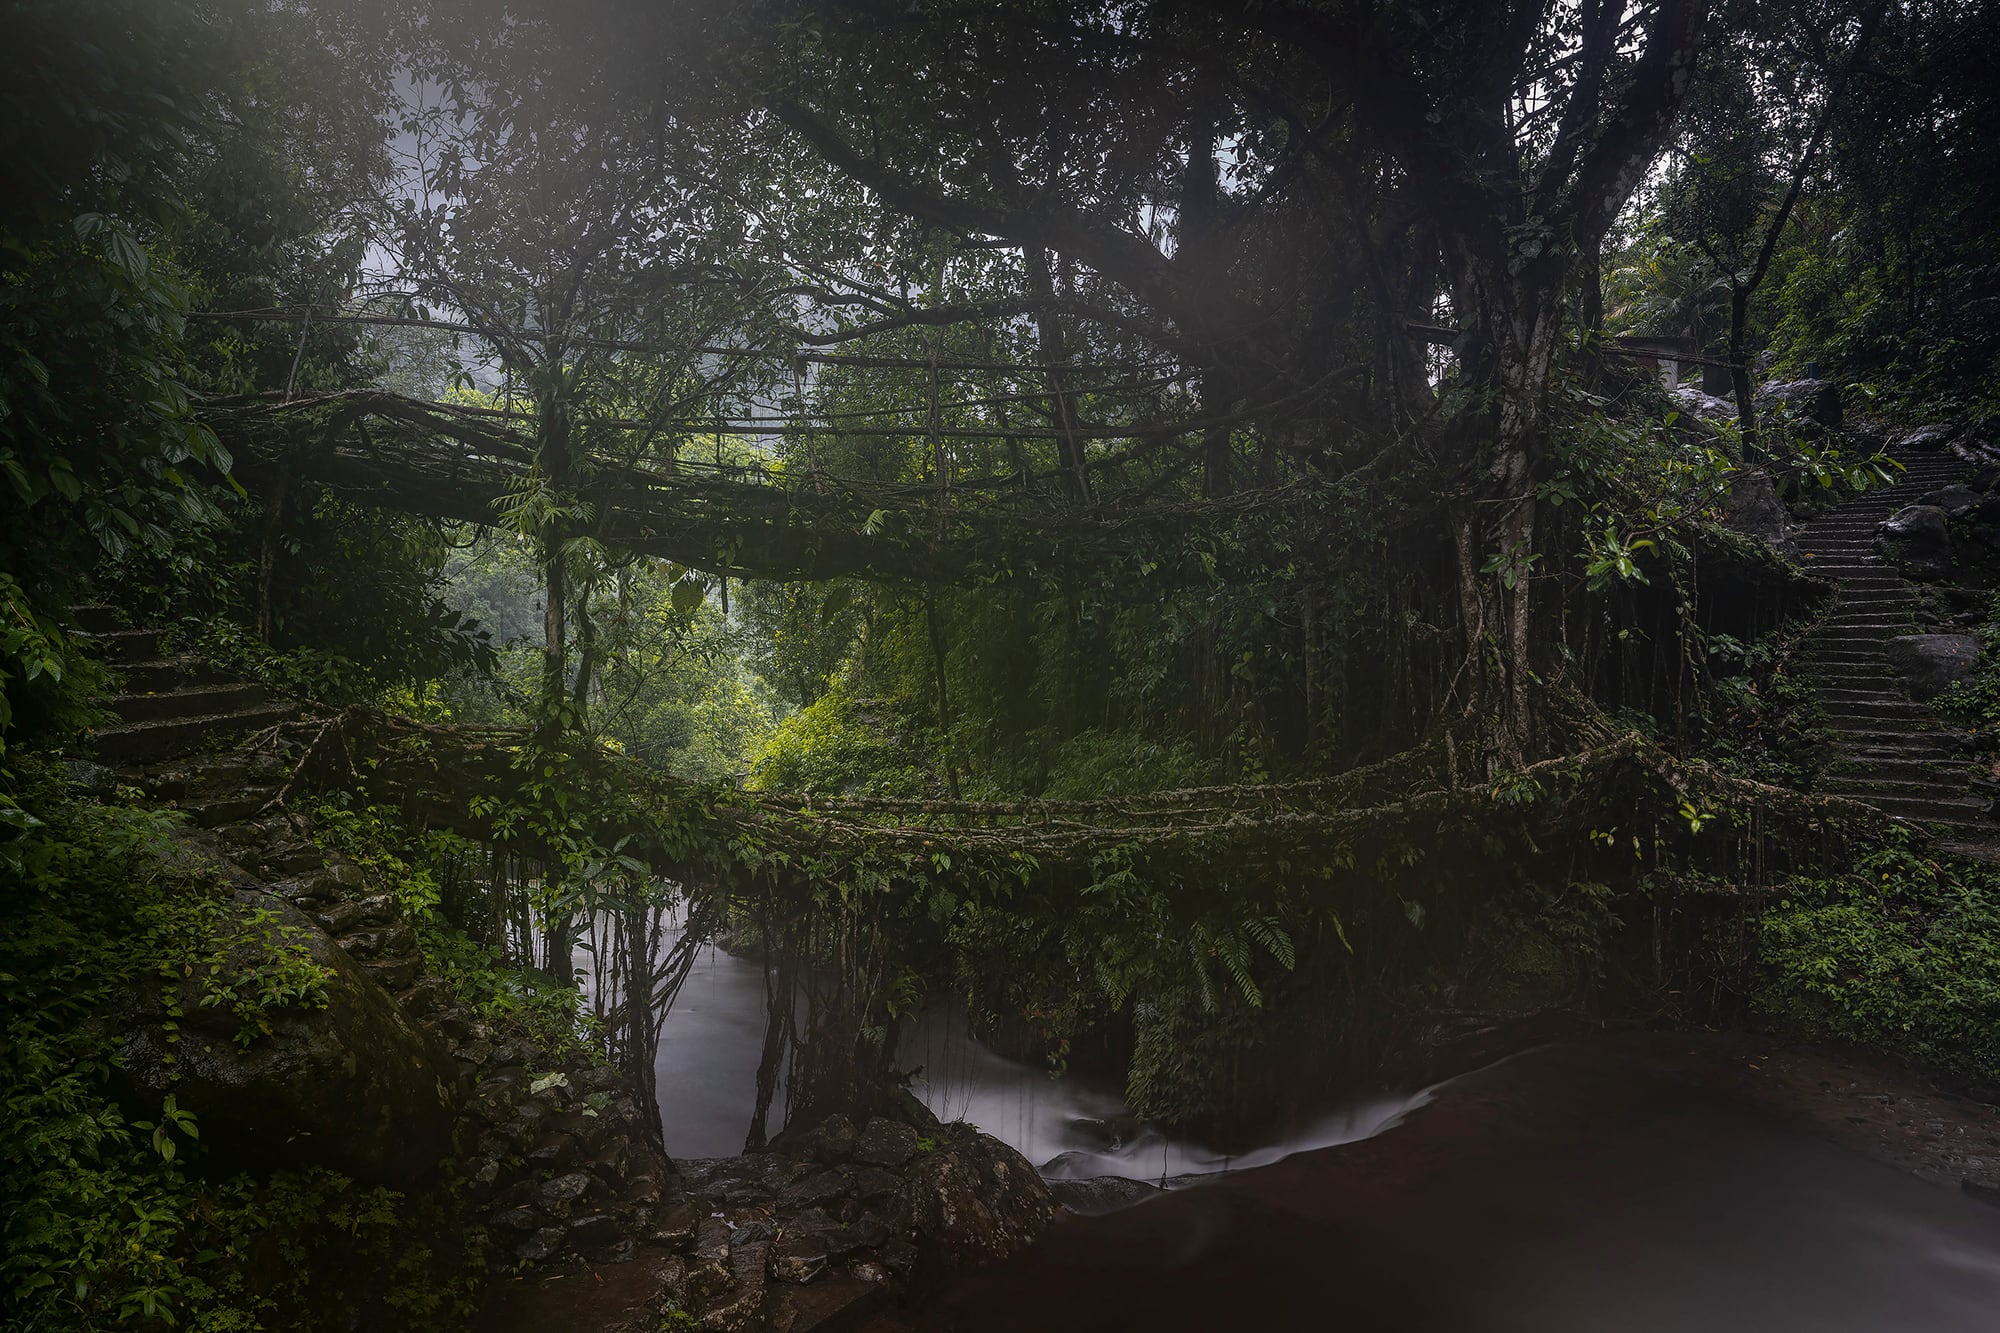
(1832, 739), (1963, 760)
(116, 656), (230, 694)
(1811, 640), (1902, 655)
(1806, 576), (1907, 589)
(107, 683), (276, 725)
(1830, 593), (1916, 606)
(1822, 777), (1972, 800)
(75, 627), (167, 663)
(1823, 706), (1930, 725)
(180, 791), (278, 828)
(1824, 715), (1935, 736)
(65, 603), (126, 635)
(1818, 688), (1911, 704)
(1936, 841), (2000, 864)
(1867, 795), (1993, 822)
(1827, 764), (1969, 788)
(90, 703), (298, 763)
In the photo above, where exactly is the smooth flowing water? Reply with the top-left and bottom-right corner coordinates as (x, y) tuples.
(638, 934), (1424, 1173)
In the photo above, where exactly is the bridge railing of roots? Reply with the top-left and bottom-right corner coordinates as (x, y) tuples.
(269, 708), (1890, 1148)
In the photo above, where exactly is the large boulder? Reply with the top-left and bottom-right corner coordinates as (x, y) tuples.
(1668, 384), (1736, 424)
(1921, 483), (1984, 518)
(1899, 423), (1957, 453)
(887, 1128), (1059, 1282)
(1755, 377), (1841, 427)
(1886, 634), (1981, 701)
(117, 889), (459, 1182)
(1722, 467), (1798, 559)
(1878, 504), (1954, 580)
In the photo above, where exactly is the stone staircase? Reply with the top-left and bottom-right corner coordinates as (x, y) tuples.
(1794, 448), (1998, 856)
(68, 604), (297, 763)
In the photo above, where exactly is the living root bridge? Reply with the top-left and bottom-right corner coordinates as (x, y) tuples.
(286, 712), (1887, 914)
(204, 389), (1316, 587)
(269, 709), (1895, 1133)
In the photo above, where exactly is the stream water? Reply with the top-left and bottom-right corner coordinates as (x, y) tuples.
(589, 930), (2000, 1329)
(639, 934), (1425, 1177)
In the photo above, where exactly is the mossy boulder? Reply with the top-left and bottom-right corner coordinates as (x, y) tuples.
(115, 889), (459, 1182)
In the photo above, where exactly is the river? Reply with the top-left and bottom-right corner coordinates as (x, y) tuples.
(642, 934), (1426, 1180)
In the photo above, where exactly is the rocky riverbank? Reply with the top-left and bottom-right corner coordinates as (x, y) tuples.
(94, 720), (1057, 1333)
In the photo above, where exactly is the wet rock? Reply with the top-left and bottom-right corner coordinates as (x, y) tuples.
(340, 921), (416, 961)
(1900, 423), (1956, 452)
(1047, 1174), (1162, 1215)
(263, 844), (325, 876)
(771, 1229), (830, 1283)
(1922, 483), (1984, 518)
(845, 1165), (902, 1201)
(881, 1235), (918, 1279)
(651, 1199), (702, 1249)
(1886, 634), (1980, 700)
(649, 1253), (691, 1305)
(439, 1009), (483, 1042)
(1879, 504), (1954, 579)
(1668, 384), (1735, 423)
(397, 977), (452, 1019)
(112, 889), (457, 1184)
(574, 1066), (619, 1093)
(703, 1240), (769, 1332)
(589, 1142), (633, 1187)
(516, 1224), (568, 1263)
(326, 860), (366, 891)
(362, 955), (420, 990)
(731, 1219), (778, 1246)
(540, 1171), (593, 1207)
(781, 1168), (850, 1209)
(853, 1118), (922, 1169)
(567, 1212), (623, 1248)
(554, 1108), (611, 1154)
(278, 872), (336, 907)
(62, 759), (118, 794)
(837, 1214), (891, 1255)
(850, 1261), (889, 1284)
(588, 1237), (639, 1266)
(489, 1206), (544, 1233)
(526, 1132), (579, 1170)
(892, 1134), (1058, 1279)
(469, 1082), (520, 1126)
(802, 1112), (857, 1163)
(1722, 467), (1798, 559)
(1755, 377), (1841, 427)
(320, 896), (389, 934)
(695, 1215), (733, 1266)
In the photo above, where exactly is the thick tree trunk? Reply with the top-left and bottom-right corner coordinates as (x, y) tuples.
(255, 469), (291, 644)
(1728, 283), (1758, 460)
(1451, 254), (1568, 763)
(1025, 247), (1090, 502)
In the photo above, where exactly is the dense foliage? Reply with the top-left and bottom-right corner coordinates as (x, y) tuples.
(0, 764), (480, 1331)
